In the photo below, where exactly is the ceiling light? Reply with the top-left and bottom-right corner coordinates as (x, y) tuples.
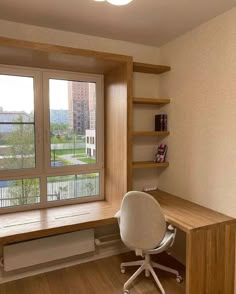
(107, 0), (133, 5)
(94, 0), (133, 5)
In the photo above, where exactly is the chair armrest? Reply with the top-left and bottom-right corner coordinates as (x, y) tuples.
(167, 224), (177, 247)
(145, 226), (177, 255)
(114, 210), (121, 219)
(114, 210), (121, 225)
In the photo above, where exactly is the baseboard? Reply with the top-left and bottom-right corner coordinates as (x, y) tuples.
(0, 241), (129, 284)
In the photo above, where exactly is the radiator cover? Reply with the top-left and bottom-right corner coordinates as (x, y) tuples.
(3, 229), (95, 271)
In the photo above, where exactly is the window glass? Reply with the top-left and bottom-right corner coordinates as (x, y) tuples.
(47, 173), (100, 202)
(0, 68), (103, 212)
(49, 80), (96, 167)
(0, 75), (35, 170)
(0, 178), (40, 208)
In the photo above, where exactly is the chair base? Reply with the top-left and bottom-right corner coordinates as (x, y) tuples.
(121, 255), (182, 294)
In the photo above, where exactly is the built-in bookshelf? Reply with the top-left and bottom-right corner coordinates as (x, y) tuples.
(131, 63), (171, 178)
(133, 62), (171, 74)
(133, 97), (170, 105)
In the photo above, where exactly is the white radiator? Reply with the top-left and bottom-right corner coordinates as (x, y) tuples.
(3, 229), (95, 272)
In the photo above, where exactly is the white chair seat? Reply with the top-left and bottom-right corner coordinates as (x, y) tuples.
(115, 191), (182, 294)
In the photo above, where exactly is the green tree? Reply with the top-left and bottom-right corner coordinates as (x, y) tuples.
(51, 123), (69, 135)
(57, 186), (69, 200)
(50, 122), (69, 132)
(8, 178), (40, 206)
(5, 115), (35, 169)
(4, 114), (39, 207)
(85, 182), (95, 195)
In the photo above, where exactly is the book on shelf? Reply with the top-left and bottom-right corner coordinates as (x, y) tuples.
(154, 144), (168, 163)
(155, 114), (168, 131)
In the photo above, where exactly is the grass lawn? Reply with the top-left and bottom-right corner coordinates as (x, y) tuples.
(51, 148), (85, 156)
(51, 137), (85, 144)
(78, 157), (96, 164)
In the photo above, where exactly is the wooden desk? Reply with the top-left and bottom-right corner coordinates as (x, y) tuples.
(0, 190), (235, 293)
(0, 201), (119, 245)
(150, 189), (236, 294)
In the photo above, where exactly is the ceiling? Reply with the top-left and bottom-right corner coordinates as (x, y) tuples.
(0, 0), (235, 47)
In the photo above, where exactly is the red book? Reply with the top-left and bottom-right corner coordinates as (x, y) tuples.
(154, 144), (168, 163)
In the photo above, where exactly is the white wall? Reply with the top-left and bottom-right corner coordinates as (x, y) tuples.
(159, 7), (236, 218)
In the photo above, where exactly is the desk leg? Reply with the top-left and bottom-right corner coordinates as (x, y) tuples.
(186, 223), (235, 294)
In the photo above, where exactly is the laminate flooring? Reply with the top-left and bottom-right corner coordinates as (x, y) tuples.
(0, 252), (185, 294)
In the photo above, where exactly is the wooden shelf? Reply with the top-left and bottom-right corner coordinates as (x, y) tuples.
(133, 62), (171, 74)
(133, 131), (169, 137)
(132, 161), (169, 169)
(133, 98), (170, 105)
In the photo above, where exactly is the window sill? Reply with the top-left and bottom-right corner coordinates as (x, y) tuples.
(0, 201), (120, 245)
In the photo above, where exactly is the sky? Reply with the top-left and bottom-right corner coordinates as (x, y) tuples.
(49, 79), (69, 110)
(0, 75), (69, 113)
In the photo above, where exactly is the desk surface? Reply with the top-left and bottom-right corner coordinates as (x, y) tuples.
(150, 190), (235, 233)
(0, 201), (119, 245)
(0, 189), (234, 245)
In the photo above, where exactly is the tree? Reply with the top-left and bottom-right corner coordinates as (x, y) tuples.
(8, 178), (40, 206)
(5, 114), (35, 170)
(50, 122), (69, 132)
(57, 185), (69, 200)
(4, 114), (39, 206)
(85, 182), (95, 195)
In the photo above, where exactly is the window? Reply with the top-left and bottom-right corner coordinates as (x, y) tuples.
(0, 66), (104, 212)
(0, 73), (37, 171)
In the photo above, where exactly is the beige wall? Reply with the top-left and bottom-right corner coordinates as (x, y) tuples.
(159, 7), (236, 218)
(158, 7), (236, 284)
(133, 71), (163, 190)
(0, 19), (160, 63)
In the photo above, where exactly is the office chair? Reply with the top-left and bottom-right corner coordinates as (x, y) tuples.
(115, 191), (182, 294)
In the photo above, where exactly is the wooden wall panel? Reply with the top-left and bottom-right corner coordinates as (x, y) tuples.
(104, 63), (132, 204)
(0, 37), (133, 75)
(126, 61), (133, 191)
(0, 37), (132, 62)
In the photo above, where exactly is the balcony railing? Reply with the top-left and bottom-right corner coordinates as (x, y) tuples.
(0, 175), (99, 208)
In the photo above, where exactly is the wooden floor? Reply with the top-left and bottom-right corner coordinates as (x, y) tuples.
(0, 253), (185, 294)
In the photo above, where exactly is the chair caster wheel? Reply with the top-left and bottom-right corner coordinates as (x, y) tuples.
(176, 275), (183, 283)
(121, 267), (126, 274)
(124, 290), (129, 294)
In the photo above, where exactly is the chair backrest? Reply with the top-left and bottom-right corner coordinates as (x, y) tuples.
(119, 191), (166, 251)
